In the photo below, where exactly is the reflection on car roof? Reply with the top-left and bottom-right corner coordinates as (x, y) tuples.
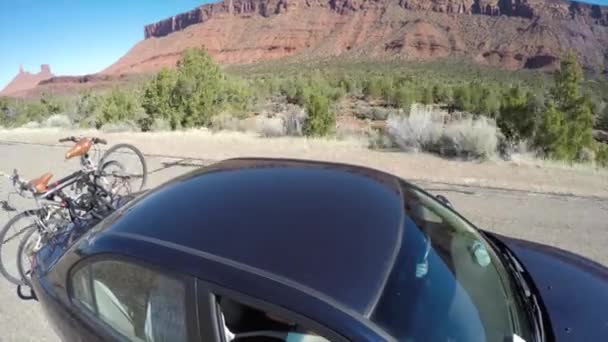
(100, 158), (406, 315)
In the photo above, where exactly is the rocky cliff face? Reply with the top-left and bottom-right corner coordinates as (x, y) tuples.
(0, 65), (54, 96)
(144, 0), (608, 38)
(102, 0), (608, 75)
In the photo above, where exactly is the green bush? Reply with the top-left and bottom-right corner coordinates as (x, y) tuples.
(452, 85), (472, 112)
(40, 93), (64, 115)
(75, 90), (102, 127)
(172, 49), (224, 128)
(96, 88), (139, 129)
(141, 48), (249, 130)
(596, 104), (608, 131)
(431, 84), (450, 104)
(520, 52), (595, 162)
(596, 143), (608, 167)
(303, 92), (334, 137)
(497, 86), (537, 141)
(534, 103), (569, 159)
(141, 68), (178, 130)
(364, 78), (384, 99)
(393, 86), (414, 113)
(419, 87), (433, 105)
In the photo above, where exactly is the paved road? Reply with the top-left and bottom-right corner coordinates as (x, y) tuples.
(0, 142), (607, 341)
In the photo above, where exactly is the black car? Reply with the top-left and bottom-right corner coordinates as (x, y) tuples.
(27, 158), (608, 342)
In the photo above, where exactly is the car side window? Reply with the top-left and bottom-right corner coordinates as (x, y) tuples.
(71, 260), (188, 342)
(216, 296), (332, 342)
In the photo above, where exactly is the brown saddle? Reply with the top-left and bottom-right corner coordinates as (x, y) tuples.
(28, 173), (53, 193)
(65, 138), (93, 159)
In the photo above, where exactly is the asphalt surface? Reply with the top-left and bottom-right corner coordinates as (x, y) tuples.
(0, 142), (607, 341)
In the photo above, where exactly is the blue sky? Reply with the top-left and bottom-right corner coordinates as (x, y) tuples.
(0, 0), (210, 90)
(1, 0), (608, 90)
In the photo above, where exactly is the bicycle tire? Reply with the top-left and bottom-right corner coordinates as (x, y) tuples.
(0, 210), (40, 285)
(16, 227), (37, 287)
(99, 143), (148, 191)
(96, 160), (128, 196)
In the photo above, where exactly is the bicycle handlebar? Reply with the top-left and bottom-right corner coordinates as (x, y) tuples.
(58, 136), (76, 143)
(0, 170), (31, 193)
(58, 136), (107, 145)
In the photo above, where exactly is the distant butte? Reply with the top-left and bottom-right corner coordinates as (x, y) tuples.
(0, 65), (54, 96)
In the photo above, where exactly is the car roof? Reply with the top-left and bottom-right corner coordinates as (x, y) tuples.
(95, 158), (406, 317)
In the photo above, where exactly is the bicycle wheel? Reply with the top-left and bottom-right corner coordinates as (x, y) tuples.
(0, 211), (40, 285)
(99, 143), (147, 192)
(17, 227), (39, 287)
(96, 160), (130, 196)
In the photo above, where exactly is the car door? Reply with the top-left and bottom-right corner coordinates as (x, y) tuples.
(67, 255), (200, 341)
(195, 279), (350, 342)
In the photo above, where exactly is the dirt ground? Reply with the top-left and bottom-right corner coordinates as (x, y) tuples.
(1, 128), (607, 197)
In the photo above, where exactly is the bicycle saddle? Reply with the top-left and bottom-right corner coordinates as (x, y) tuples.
(65, 138), (93, 159)
(28, 172), (53, 193)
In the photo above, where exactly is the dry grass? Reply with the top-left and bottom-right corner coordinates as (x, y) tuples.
(386, 105), (499, 159)
(0, 127), (607, 197)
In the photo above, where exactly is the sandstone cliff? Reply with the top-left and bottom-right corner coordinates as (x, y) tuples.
(102, 0), (608, 75)
(143, 0), (608, 39)
(0, 65), (54, 96)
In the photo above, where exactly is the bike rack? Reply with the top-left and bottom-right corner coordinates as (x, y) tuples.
(17, 285), (37, 301)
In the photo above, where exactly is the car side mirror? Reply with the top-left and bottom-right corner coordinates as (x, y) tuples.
(436, 194), (453, 208)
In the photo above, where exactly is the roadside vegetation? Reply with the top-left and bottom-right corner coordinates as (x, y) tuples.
(1, 49), (607, 167)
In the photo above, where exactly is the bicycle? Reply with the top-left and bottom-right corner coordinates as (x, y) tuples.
(58, 136), (148, 194)
(0, 167), (118, 286)
(0, 137), (148, 286)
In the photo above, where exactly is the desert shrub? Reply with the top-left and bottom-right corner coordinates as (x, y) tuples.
(172, 49), (224, 128)
(0, 97), (12, 126)
(475, 87), (501, 118)
(219, 78), (251, 113)
(256, 115), (285, 137)
(393, 86), (414, 113)
(210, 112), (244, 132)
(438, 117), (498, 159)
(100, 121), (139, 133)
(386, 106), (498, 159)
(432, 84), (450, 104)
(141, 49), (230, 130)
(596, 143), (608, 167)
(596, 104), (608, 131)
(40, 93), (64, 115)
(364, 78), (384, 99)
(498, 86), (538, 141)
(282, 104), (307, 136)
(534, 104), (569, 159)
(386, 107), (444, 152)
(96, 88), (138, 128)
(418, 87), (434, 105)
(42, 114), (72, 128)
(150, 118), (172, 132)
(14, 102), (47, 126)
(533, 52), (594, 161)
(353, 104), (393, 121)
(141, 68), (178, 130)
(577, 146), (595, 163)
(368, 129), (394, 149)
(75, 90), (102, 127)
(452, 85), (472, 112)
(20, 121), (41, 129)
(303, 92), (334, 137)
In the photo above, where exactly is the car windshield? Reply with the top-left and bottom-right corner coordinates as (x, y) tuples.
(370, 182), (533, 342)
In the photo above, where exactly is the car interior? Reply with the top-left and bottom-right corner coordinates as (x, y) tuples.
(217, 297), (330, 342)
